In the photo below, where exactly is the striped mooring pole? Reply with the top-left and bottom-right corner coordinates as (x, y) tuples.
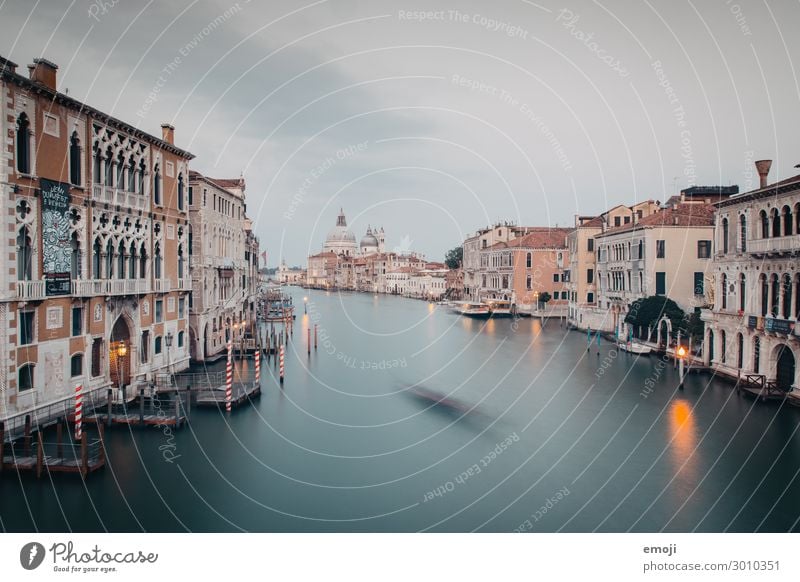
(255, 348), (261, 384)
(279, 345), (285, 384)
(225, 337), (233, 412)
(74, 384), (83, 440)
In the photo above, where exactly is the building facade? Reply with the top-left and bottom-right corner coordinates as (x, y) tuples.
(2, 55), (193, 417)
(702, 161), (799, 390)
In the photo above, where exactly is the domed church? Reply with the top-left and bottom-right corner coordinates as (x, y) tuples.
(323, 209), (385, 257)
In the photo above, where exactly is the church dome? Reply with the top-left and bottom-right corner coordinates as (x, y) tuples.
(360, 226), (378, 249)
(324, 208), (357, 255)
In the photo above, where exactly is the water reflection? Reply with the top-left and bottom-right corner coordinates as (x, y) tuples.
(668, 399), (699, 484)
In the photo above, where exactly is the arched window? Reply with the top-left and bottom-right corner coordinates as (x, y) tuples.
(70, 354), (83, 377)
(739, 214), (747, 252)
(720, 273), (728, 310)
(526, 253), (532, 268)
(71, 232), (81, 280)
(70, 132), (81, 185)
(105, 238), (114, 279)
(116, 150), (125, 188)
(16, 113), (30, 174)
(153, 164), (161, 205)
(708, 329), (715, 362)
(93, 237), (102, 278)
(104, 146), (114, 187)
(178, 331), (184, 348)
(782, 274), (792, 319)
(638, 272), (643, 292)
(770, 274), (780, 317)
(93, 143), (102, 183)
(117, 241), (126, 279)
(139, 243), (147, 279)
(154, 242), (162, 279)
(760, 274), (768, 316)
(16, 227), (33, 281)
(783, 205), (793, 236)
(177, 173), (184, 210)
(638, 239), (643, 259)
(128, 158), (136, 192)
(177, 245), (184, 278)
(739, 273), (746, 312)
(155, 336), (162, 355)
(129, 242), (137, 279)
(737, 333), (744, 369)
(771, 208), (781, 237)
(18, 363), (34, 391)
(721, 218), (729, 253)
(720, 330), (727, 364)
(753, 336), (761, 372)
(760, 209), (769, 238)
(138, 159), (146, 193)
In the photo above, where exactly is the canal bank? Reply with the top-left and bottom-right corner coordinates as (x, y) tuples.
(2, 288), (799, 532)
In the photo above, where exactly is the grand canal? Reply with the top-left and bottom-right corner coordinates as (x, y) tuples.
(2, 288), (800, 532)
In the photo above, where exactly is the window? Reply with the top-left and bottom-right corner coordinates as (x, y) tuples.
(155, 300), (163, 323)
(19, 310), (34, 345)
(16, 227), (33, 281)
(16, 113), (30, 174)
(69, 132), (81, 185)
(155, 336), (162, 355)
(587, 238), (594, 252)
(141, 331), (150, 363)
(18, 364), (34, 391)
(637, 239), (643, 259)
(656, 240), (665, 258)
(153, 164), (161, 205)
(178, 331), (184, 348)
(655, 272), (666, 295)
(614, 216), (621, 227)
(697, 240), (711, 258)
(526, 275), (532, 290)
(624, 216), (630, 224)
(694, 272), (704, 296)
(587, 269), (594, 284)
(188, 185), (194, 206)
(740, 274), (746, 312)
(71, 232), (81, 279)
(526, 253), (532, 268)
(722, 218), (729, 253)
(154, 243), (162, 279)
(179, 297), (186, 318)
(587, 292), (594, 303)
(91, 338), (103, 377)
(553, 274), (559, 282)
(72, 306), (83, 336)
(177, 174), (185, 210)
(739, 214), (747, 252)
(70, 354), (83, 377)
(721, 273), (728, 309)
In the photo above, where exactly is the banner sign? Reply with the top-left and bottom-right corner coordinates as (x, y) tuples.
(40, 179), (72, 296)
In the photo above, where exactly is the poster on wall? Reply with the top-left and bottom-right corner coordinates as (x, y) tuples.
(40, 178), (72, 296)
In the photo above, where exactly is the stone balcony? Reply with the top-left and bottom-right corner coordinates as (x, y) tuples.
(16, 280), (46, 301)
(747, 235), (800, 256)
(153, 278), (172, 293)
(73, 278), (151, 296)
(177, 277), (192, 291)
(92, 184), (150, 212)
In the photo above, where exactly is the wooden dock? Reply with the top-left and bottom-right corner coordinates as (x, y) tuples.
(84, 389), (188, 428)
(1, 422), (106, 478)
(737, 374), (787, 402)
(195, 381), (261, 408)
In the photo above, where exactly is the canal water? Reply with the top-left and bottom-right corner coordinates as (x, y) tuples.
(2, 288), (800, 532)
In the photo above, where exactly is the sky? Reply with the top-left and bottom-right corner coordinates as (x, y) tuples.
(2, 0), (799, 266)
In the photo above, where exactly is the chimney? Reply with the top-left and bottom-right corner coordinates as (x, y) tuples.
(28, 58), (58, 91)
(161, 123), (175, 145)
(755, 159), (772, 188)
(0, 56), (18, 75)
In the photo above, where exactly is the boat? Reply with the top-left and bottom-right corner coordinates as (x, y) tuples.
(486, 299), (514, 317)
(452, 301), (491, 318)
(617, 340), (652, 354)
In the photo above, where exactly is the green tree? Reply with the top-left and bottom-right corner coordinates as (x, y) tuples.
(624, 296), (686, 340)
(537, 292), (551, 308)
(445, 246), (463, 269)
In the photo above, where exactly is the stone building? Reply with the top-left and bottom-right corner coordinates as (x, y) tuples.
(702, 161), (799, 390)
(1, 55), (193, 417)
(462, 223), (529, 301)
(187, 171), (258, 361)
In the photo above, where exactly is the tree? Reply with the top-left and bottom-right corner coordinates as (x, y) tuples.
(537, 292), (551, 308)
(445, 246), (463, 269)
(625, 296), (686, 340)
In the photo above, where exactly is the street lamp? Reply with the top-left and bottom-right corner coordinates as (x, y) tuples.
(677, 345), (687, 389)
(116, 341), (127, 400)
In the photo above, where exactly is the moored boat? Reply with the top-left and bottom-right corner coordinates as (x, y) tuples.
(618, 340), (652, 354)
(453, 301), (491, 318)
(486, 299), (514, 317)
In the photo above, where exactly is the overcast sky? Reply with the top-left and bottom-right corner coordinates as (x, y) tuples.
(2, 0), (799, 265)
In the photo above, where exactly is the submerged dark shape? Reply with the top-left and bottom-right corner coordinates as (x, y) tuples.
(406, 385), (475, 416)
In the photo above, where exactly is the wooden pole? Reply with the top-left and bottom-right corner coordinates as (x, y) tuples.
(174, 391), (181, 427)
(36, 429), (44, 479)
(56, 419), (63, 458)
(307, 328), (311, 355)
(185, 385), (192, 420)
(139, 388), (145, 424)
(80, 431), (88, 478)
(98, 423), (106, 468)
(107, 388), (113, 427)
(314, 324), (318, 350)
(23, 415), (31, 456)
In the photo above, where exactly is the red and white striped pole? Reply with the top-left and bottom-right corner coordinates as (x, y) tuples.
(279, 345), (285, 384)
(254, 349), (261, 384)
(74, 384), (83, 440)
(225, 337), (233, 412)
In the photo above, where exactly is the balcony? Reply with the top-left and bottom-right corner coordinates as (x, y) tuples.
(747, 235), (800, 257)
(178, 277), (192, 291)
(72, 278), (151, 297)
(153, 279), (172, 293)
(91, 184), (150, 212)
(16, 280), (46, 301)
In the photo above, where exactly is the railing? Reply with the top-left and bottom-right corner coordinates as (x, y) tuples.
(16, 280), (46, 301)
(153, 278), (172, 293)
(747, 235), (800, 255)
(91, 184), (149, 212)
(178, 277), (192, 291)
(72, 278), (151, 296)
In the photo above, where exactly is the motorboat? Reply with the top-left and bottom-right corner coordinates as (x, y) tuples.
(486, 299), (514, 317)
(452, 301), (491, 318)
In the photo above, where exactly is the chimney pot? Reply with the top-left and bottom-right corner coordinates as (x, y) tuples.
(161, 123), (175, 145)
(28, 58), (58, 91)
(755, 159), (772, 189)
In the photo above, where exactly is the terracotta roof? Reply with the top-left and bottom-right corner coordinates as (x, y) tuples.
(717, 173), (800, 207)
(490, 227), (571, 250)
(308, 251), (337, 259)
(208, 177), (244, 190)
(424, 262), (446, 269)
(579, 216), (604, 228)
(599, 203), (714, 236)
